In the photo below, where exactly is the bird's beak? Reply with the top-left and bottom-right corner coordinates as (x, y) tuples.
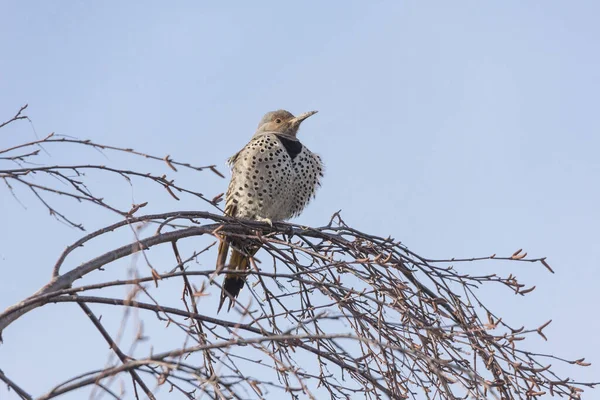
(290, 110), (318, 127)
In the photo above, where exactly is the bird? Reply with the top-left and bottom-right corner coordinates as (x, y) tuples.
(216, 109), (323, 312)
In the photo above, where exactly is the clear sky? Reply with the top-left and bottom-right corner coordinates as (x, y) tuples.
(1, 1), (599, 398)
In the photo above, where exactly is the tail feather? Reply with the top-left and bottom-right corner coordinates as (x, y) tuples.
(216, 239), (229, 272)
(217, 247), (258, 312)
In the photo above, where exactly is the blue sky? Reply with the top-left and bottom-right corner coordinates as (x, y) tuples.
(1, 1), (599, 398)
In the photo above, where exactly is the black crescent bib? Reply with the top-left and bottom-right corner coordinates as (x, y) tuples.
(277, 136), (303, 160)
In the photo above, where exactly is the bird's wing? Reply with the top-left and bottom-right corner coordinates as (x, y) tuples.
(223, 144), (250, 217)
(227, 150), (241, 168)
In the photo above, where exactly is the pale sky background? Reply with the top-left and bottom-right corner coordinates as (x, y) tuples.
(1, 1), (599, 399)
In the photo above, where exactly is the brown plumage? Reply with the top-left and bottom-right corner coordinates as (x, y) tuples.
(217, 110), (323, 312)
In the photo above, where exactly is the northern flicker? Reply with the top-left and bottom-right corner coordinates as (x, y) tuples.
(217, 109), (323, 312)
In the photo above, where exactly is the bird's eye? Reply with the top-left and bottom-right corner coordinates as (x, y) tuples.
(275, 119), (281, 123)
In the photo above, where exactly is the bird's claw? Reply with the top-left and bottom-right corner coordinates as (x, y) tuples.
(256, 216), (273, 227)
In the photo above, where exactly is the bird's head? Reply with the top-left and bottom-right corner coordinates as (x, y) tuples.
(256, 109), (318, 137)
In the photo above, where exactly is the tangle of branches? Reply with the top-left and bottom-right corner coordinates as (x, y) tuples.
(0, 105), (596, 399)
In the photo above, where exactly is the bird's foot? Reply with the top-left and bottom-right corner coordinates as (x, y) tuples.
(256, 216), (273, 227)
